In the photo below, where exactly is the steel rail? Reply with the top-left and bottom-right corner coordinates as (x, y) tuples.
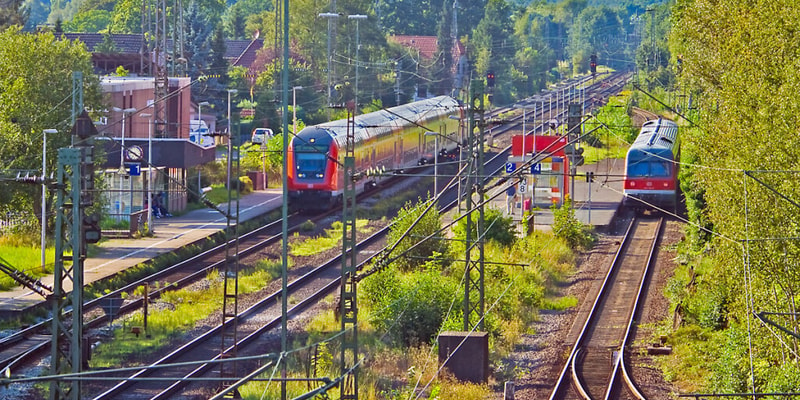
(615, 217), (664, 400)
(548, 218), (636, 400)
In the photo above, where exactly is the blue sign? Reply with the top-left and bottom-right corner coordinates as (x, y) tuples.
(531, 163), (542, 175)
(126, 163), (141, 176)
(505, 162), (517, 173)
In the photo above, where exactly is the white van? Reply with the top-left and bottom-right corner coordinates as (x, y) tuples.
(190, 120), (215, 147)
(251, 128), (274, 144)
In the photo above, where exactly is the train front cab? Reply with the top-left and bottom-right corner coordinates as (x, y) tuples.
(288, 128), (340, 211)
(623, 147), (678, 213)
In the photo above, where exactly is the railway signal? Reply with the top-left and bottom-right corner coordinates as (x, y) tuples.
(590, 54), (597, 77)
(486, 70), (495, 88)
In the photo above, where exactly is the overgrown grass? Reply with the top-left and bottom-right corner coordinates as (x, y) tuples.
(203, 184), (241, 206)
(0, 245), (55, 291)
(91, 262), (283, 368)
(541, 295), (578, 311)
(289, 220), (372, 257)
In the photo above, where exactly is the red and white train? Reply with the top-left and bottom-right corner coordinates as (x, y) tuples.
(623, 118), (680, 212)
(287, 96), (463, 210)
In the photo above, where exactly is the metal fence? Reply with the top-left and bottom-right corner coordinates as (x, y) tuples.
(0, 211), (36, 236)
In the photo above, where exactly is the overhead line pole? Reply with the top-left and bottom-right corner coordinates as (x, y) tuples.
(281, 0), (290, 398)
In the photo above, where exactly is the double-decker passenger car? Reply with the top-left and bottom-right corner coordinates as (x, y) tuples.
(623, 118), (680, 212)
(287, 96), (463, 210)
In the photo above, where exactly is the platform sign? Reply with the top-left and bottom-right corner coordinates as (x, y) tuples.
(519, 178), (527, 193)
(126, 163), (141, 176)
(531, 163), (542, 175)
(505, 162), (516, 173)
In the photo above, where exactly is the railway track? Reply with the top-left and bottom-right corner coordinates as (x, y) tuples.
(1, 71), (631, 398)
(549, 215), (664, 400)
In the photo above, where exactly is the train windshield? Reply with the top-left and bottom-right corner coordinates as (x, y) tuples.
(294, 143), (329, 180)
(627, 157), (671, 177)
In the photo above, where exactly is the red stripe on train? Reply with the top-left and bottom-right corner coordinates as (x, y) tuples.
(624, 178), (676, 190)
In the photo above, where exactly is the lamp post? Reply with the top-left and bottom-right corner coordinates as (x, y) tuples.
(41, 128), (57, 272)
(348, 14), (367, 115)
(319, 13), (340, 109)
(140, 113), (153, 235)
(425, 131), (439, 196)
(113, 107), (136, 220)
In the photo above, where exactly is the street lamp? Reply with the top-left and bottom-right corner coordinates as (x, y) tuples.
(425, 131), (439, 196)
(319, 13), (340, 109)
(140, 113), (153, 235)
(42, 128), (57, 272)
(348, 14), (367, 115)
(113, 107), (137, 219)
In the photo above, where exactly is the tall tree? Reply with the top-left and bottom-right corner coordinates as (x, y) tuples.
(184, 0), (215, 77)
(670, 0), (800, 392)
(472, 0), (517, 103)
(0, 0), (29, 29)
(0, 27), (102, 215)
(567, 6), (624, 75)
(433, 0), (453, 96)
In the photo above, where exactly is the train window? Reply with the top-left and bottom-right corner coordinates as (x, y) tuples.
(296, 153), (327, 180)
(628, 160), (671, 177)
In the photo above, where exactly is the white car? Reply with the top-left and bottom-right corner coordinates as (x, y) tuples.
(251, 128), (274, 144)
(190, 120), (215, 147)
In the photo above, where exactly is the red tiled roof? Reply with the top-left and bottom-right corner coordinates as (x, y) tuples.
(389, 35), (439, 59)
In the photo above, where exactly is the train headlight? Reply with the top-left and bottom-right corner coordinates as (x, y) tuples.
(316, 173), (324, 178)
(298, 173), (306, 178)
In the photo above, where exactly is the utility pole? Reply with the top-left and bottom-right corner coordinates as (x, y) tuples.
(464, 79), (486, 331)
(50, 111), (100, 400)
(340, 106), (358, 400)
(219, 89), (240, 395)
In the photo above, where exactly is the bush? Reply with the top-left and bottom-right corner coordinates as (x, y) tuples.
(387, 198), (449, 271)
(362, 264), (460, 346)
(452, 207), (516, 247)
(551, 196), (595, 249)
(238, 175), (253, 194)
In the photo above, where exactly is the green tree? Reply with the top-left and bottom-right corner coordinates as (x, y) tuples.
(362, 264), (460, 346)
(65, 9), (112, 33)
(387, 198), (449, 272)
(668, 0), (800, 391)
(453, 207), (516, 247)
(0, 27), (102, 216)
(0, 0), (29, 29)
(567, 6), (624, 75)
(95, 31), (119, 53)
(109, 0), (142, 33)
(471, 0), (517, 104)
(433, 0), (453, 96)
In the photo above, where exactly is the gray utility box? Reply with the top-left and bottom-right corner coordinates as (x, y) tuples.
(438, 331), (489, 383)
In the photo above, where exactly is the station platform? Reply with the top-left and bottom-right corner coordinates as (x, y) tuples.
(0, 189), (284, 317)
(490, 158), (626, 233)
